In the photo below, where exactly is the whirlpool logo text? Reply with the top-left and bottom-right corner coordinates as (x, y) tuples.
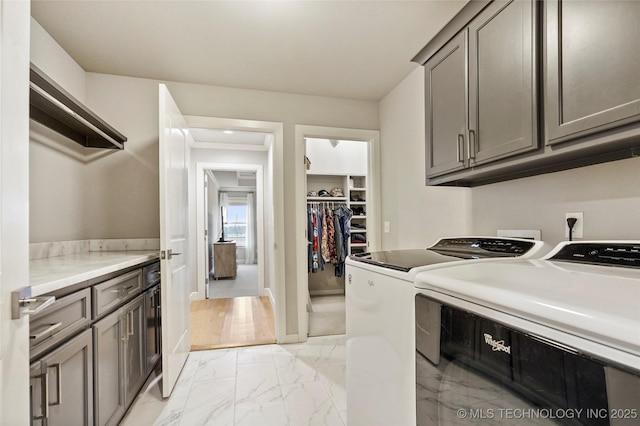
(483, 333), (511, 354)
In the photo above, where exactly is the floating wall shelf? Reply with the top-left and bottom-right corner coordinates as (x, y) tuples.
(29, 64), (127, 150)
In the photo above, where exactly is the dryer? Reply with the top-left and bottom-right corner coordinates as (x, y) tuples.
(413, 241), (640, 425)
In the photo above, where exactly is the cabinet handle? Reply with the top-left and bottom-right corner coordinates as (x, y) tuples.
(121, 315), (129, 342)
(49, 363), (62, 406)
(31, 366), (49, 421)
(457, 134), (465, 163)
(128, 310), (134, 337)
(468, 129), (476, 160)
(119, 285), (137, 294)
(30, 322), (63, 345)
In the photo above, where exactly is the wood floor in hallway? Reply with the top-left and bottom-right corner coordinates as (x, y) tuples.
(190, 296), (276, 351)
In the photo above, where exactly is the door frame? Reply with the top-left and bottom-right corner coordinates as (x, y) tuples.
(186, 116), (286, 343)
(294, 125), (381, 341)
(196, 162), (265, 298)
(1, 0), (33, 422)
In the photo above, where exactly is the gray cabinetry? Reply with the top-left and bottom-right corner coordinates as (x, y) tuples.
(468, 0), (537, 164)
(30, 288), (91, 360)
(425, 30), (467, 177)
(144, 284), (161, 373)
(425, 0), (537, 179)
(92, 310), (126, 426)
(93, 294), (146, 426)
(93, 269), (142, 318)
(30, 329), (93, 426)
(30, 261), (160, 426)
(123, 294), (146, 406)
(545, 0), (640, 145)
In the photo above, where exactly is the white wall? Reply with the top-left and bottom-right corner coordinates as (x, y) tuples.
(379, 67), (472, 249)
(305, 138), (368, 176)
(30, 18), (86, 102)
(380, 68), (640, 248)
(471, 157), (640, 245)
(29, 18), (90, 243)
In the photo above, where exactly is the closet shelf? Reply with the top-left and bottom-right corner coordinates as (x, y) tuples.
(30, 63), (127, 150)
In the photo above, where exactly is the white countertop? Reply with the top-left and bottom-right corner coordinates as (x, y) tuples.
(30, 250), (159, 296)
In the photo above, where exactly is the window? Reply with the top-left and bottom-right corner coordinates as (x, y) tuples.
(224, 204), (247, 246)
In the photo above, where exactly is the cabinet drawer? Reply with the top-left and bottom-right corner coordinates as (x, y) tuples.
(93, 270), (142, 318)
(30, 288), (91, 360)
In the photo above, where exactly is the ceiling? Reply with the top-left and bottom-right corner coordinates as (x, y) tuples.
(31, 0), (467, 102)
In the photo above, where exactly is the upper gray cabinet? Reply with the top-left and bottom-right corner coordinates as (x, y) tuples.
(545, 0), (640, 145)
(417, 0), (640, 186)
(468, 0), (538, 163)
(425, 0), (538, 178)
(425, 31), (468, 177)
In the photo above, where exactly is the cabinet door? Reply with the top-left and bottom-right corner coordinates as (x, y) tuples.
(425, 30), (468, 178)
(30, 329), (93, 426)
(144, 286), (161, 374)
(546, 0), (640, 144)
(468, 0), (538, 165)
(93, 309), (126, 426)
(123, 295), (146, 406)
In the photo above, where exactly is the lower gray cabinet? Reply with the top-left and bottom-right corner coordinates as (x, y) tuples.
(144, 284), (161, 374)
(93, 294), (146, 426)
(124, 294), (146, 406)
(93, 309), (126, 426)
(30, 329), (93, 426)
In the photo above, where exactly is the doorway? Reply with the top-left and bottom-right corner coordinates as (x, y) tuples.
(294, 125), (381, 341)
(187, 117), (286, 349)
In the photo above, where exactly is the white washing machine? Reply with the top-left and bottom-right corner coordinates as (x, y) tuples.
(413, 241), (640, 425)
(345, 236), (549, 426)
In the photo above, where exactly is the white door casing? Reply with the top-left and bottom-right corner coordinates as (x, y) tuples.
(1, 0), (31, 423)
(294, 125), (381, 342)
(159, 84), (191, 397)
(203, 174), (210, 299)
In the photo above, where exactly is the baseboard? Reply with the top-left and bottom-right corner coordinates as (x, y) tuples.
(280, 334), (307, 344)
(265, 287), (276, 307)
(309, 289), (345, 297)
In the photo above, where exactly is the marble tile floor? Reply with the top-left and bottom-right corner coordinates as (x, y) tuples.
(121, 335), (347, 426)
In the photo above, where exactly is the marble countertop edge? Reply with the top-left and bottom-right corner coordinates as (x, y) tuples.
(30, 250), (160, 297)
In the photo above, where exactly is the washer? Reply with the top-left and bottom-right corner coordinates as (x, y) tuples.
(413, 241), (640, 425)
(345, 236), (549, 426)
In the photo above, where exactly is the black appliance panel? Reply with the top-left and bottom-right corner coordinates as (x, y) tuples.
(415, 294), (636, 426)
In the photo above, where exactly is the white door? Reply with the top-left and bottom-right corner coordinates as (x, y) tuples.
(1, 0), (31, 422)
(159, 84), (191, 397)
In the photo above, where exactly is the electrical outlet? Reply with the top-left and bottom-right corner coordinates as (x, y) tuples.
(565, 212), (584, 239)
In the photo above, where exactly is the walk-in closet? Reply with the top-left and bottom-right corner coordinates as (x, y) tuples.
(305, 137), (369, 336)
